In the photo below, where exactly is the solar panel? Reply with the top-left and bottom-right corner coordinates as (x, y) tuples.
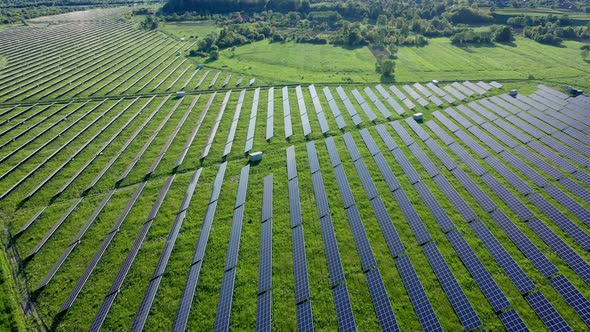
(530, 93), (561, 110)
(408, 143), (439, 178)
(262, 175), (273, 222)
(332, 284), (357, 331)
(426, 82), (447, 97)
(443, 85), (466, 101)
(494, 118), (531, 144)
(489, 210), (558, 278)
(256, 290), (272, 332)
(426, 120), (454, 145)
(498, 309), (529, 332)
(480, 99), (510, 118)
(466, 126), (504, 154)
(413, 82), (433, 97)
(442, 94), (456, 104)
(421, 242), (482, 331)
(376, 85), (405, 115)
(306, 141), (321, 175)
(287, 145), (298, 181)
(317, 112), (330, 134)
(537, 84), (570, 100)
(463, 81), (486, 95)
(372, 153), (402, 192)
(414, 182), (455, 233)
(455, 130), (489, 159)
(403, 85), (422, 100)
(549, 275), (590, 326)
(516, 94), (547, 112)
(393, 189), (432, 244)
(325, 136), (342, 167)
(551, 131), (590, 157)
(424, 138), (457, 171)
(528, 192), (590, 251)
(334, 166), (355, 209)
(432, 110), (460, 133)
(446, 107), (473, 129)
(335, 115), (347, 130)
(530, 139), (578, 173)
(353, 159), (380, 201)
(214, 268), (236, 332)
(452, 82), (475, 97)
(448, 142), (488, 176)
(558, 177), (590, 206)
(292, 225), (311, 304)
(312, 172), (330, 218)
(540, 136), (589, 168)
(517, 112), (556, 135)
(370, 198), (405, 257)
(320, 215), (346, 287)
(375, 124), (399, 151)
(469, 220), (536, 294)
(173, 260), (202, 331)
(225, 205), (245, 271)
(352, 89), (377, 121)
(288, 178), (303, 228)
(343, 133), (361, 162)
(477, 81), (493, 91)
(395, 255), (442, 331)
(389, 85), (407, 100)
(365, 268), (400, 331)
(446, 230), (510, 312)
(452, 168), (496, 212)
(296, 300), (314, 331)
(432, 174), (477, 222)
(513, 146), (562, 181)
(258, 219), (273, 294)
(359, 128), (381, 156)
(391, 148), (421, 184)
(467, 101), (497, 121)
(405, 117), (431, 141)
(525, 292), (571, 331)
(390, 120), (414, 146)
(485, 156), (532, 195)
(481, 174), (534, 221)
(490, 96), (522, 115)
(345, 207), (377, 272)
(402, 97), (416, 110)
(529, 218), (590, 285)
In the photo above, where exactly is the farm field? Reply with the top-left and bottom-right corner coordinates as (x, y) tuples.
(0, 6), (590, 332)
(159, 21), (221, 40)
(395, 37), (590, 87)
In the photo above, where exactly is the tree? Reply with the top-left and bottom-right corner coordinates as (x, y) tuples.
(582, 45), (590, 60)
(381, 59), (395, 76)
(494, 25), (513, 42)
(140, 15), (158, 30)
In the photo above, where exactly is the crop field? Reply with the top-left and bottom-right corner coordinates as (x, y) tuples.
(395, 37), (590, 88)
(1, 7), (590, 332)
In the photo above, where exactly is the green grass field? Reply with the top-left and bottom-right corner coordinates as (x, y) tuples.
(0, 247), (27, 332)
(395, 37), (590, 88)
(159, 21), (221, 40)
(205, 40), (381, 84)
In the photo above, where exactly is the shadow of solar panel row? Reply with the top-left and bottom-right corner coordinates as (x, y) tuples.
(364, 87), (393, 119)
(421, 242), (482, 331)
(283, 86), (293, 138)
(202, 92), (230, 158)
(481, 174), (534, 221)
(525, 292), (572, 331)
(405, 117), (431, 142)
(528, 192), (590, 250)
(223, 89), (246, 156)
(352, 88), (377, 121)
(173, 163), (228, 331)
(446, 230), (511, 312)
(469, 219), (536, 294)
(549, 275), (590, 326)
(375, 84), (405, 115)
(365, 268), (400, 331)
(323, 87), (346, 128)
(490, 210), (558, 278)
(528, 218), (590, 285)
(443, 85), (466, 101)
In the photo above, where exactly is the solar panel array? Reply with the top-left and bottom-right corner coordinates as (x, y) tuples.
(245, 88), (261, 153)
(323, 87), (347, 130)
(283, 86), (293, 138)
(296, 85), (312, 136)
(309, 85), (330, 134)
(256, 174), (274, 331)
(202, 91), (231, 159)
(266, 87), (274, 140)
(336, 86), (363, 126)
(223, 89), (246, 157)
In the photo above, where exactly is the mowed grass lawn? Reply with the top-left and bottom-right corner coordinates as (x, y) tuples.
(159, 21), (221, 40)
(395, 37), (590, 88)
(207, 41), (381, 84)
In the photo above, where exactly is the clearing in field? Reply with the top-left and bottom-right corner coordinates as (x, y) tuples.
(395, 37), (590, 87)
(159, 21), (221, 40)
(205, 40), (380, 84)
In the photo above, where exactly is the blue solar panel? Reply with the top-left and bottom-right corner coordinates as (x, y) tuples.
(343, 133), (361, 162)
(446, 108), (473, 129)
(454, 130), (490, 159)
(424, 138), (457, 171)
(494, 118), (532, 144)
(391, 148), (421, 184)
(292, 225), (311, 304)
(525, 292), (571, 332)
(549, 275), (590, 326)
(390, 120), (414, 146)
(499, 150), (548, 188)
(353, 159), (380, 201)
(334, 165), (355, 209)
(458, 104), (486, 125)
(225, 205), (245, 271)
(414, 182), (455, 233)
(433, 110), (460, 133)
(372, 153), (402, 192)
(371, 197), (405, 257)
(345, 207), (377, 272)
(480, 99), (510, 118)
(421, 242), (482, 331)
(481, 122), (518, 148)
(498, 309), (529, 332)
(452, 82), (475, 97)
(306, 141), (320, 175)
(235, 165), (250, 208)
(540, 136), (589, 168)
(319, 215), (346, 287)
(432, 174), (478, 222)
(288, 178), (302, 228)
(375, 124), (399, 151)
(258, 220), (273, 294)
(443, 85), (466, 101)
(517, 112), (556, 135)
(376, 85), (405, 115)
(393, 189), (432, 245)
(214, 268), (236, 332)
(359, 128), (381, 156)
(544, 184), (590, 223)
(287, 145), (298, 180)
(395, 255), (442, 331)
(467, 101), (496, 121)
(489, 210), (558, 278)
(446, 230), (510, 312)
(296, 300), (314, 331)
(312, 172), (330, 219)
(448, 137), (489, 175)
(527, 192), (590, 251)
(469, 220), (536, 294)
(551, 131), (590, 158)
(452, 168), (496, 212)
(426, 120), (455, 146)
(558, 177), (590, 206)
(528, 218), (590, 285)
(490, 96), (522, 115)
(364, 87), (393, 119)
(513, 146), (563, 180)
(485, 156), (532, 196)
(408, 143), (439, 178)
(262, 175), (273, 222)
(325, 136), (342, 167)
(333, 284), (357, 331)
(529, 140), (577, 173)
(256, 290), (272, 332)
(352, 89), (377, 121)
(481, 173), (534, 221)
(413, 82), (433, 97)
(405, 117), (431, 142)
(366, 268), (400, 331)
